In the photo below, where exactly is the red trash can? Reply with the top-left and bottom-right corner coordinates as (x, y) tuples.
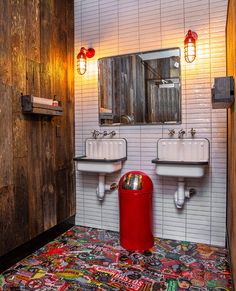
(119, 171), (154, 252)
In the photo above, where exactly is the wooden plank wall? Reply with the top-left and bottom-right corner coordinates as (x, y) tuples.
(0, 0), (75, 256)
(226, 0), (236, 287)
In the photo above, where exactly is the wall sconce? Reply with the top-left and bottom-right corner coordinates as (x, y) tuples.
(77, 47), (95, 75)
(184, 30), (198, 63)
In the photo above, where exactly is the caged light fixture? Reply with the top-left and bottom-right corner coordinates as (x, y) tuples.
(77, 47), (95, 75)
(184, 30), (198, 63)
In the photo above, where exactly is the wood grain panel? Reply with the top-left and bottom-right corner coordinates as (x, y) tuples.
(0, 1), (11, 85)
(25, 0), (44, 239)
(40, 0), (57, 230)
(52, 0), (67, 169)
(26, 0), (40, 62)
(40, 0), (53, 99)
(41, 118), (57, 230)
(0, 1), (29, 255)
(53, 0), (75, 221)
(65, 0), (75, 217)
(0, 186), (15, 256)
(226, 0), (236, 288)
(0, 84), (13, 188)
(0, 0), (75, 256)
(13, 157), (29, 246)
(56, 168), (69, 223)
(0, 84), (14, 256)
(12, 111), (27, 158)
(11, 0), (26, 91)
(12, 112), (29, 246)
(27, 116), (44, 238)
(26, 60), (41, 97)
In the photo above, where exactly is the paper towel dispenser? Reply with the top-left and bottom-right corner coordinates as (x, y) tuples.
(212, 76), (234, 109)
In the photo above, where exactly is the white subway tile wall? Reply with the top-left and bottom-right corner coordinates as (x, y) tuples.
(74, 0), (228, 246)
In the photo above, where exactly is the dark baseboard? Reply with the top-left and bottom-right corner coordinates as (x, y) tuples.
(0, 215), (75, 274)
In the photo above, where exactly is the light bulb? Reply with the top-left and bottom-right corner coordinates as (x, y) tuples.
(77, 49), (87, 75)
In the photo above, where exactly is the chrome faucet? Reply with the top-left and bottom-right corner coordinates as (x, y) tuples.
(189, 128), (196, 138)
(178, 129), (186, 139)
(92, 129), (116, 139)
(168, 129), (175, 137)
(92, 130), (100, 139)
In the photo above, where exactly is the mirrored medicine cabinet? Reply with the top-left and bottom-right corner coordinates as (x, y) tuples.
(98, 47), (181, 126)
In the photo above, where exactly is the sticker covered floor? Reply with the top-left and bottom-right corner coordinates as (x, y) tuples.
(0, 226), (232, 290)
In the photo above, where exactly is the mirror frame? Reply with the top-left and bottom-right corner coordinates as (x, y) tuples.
(98, 47), (181, 126)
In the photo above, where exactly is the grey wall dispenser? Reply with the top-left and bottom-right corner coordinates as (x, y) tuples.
(212, 76), (234, 109)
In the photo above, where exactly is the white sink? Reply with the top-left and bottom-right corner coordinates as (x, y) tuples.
(153, 161), (207, 178)
(74, 138), (127, 174)
(152, 137), (210, 208)
(75, 156), (125, 174)
(74, 138), (127, 201)
(152, 138), (209, 178)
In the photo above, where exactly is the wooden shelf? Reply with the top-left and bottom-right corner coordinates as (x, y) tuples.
(21, 95), (63, 116)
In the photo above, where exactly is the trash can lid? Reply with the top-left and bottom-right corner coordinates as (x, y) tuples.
(120, 171), (153, 191)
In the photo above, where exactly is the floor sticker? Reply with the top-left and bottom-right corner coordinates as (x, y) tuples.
(0, 226), (232, 290)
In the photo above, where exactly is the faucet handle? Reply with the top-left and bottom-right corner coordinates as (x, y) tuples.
(91, 129), (95, 136)
(168, 129), (175, 137)
(189, 128), (196, 138)
(109, 130), (116, 137)
(91, 129), (100, 139)
(103, 130), (108, 137)
(178, 129), (186, 138)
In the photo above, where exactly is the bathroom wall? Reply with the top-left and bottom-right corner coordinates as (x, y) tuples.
(0, 0), (75, 256)
(74, 0), (228, 246)
(227, 0), (236, 286)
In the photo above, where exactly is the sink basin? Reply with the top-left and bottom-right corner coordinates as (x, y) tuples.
(152, 138), (209, 208)
(152, 138), (209, 178)
(74, 138), (127, 174)
(152, 159), (208, 177)
(74, 137), (127, 200)
(74, 156), (126, 173)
